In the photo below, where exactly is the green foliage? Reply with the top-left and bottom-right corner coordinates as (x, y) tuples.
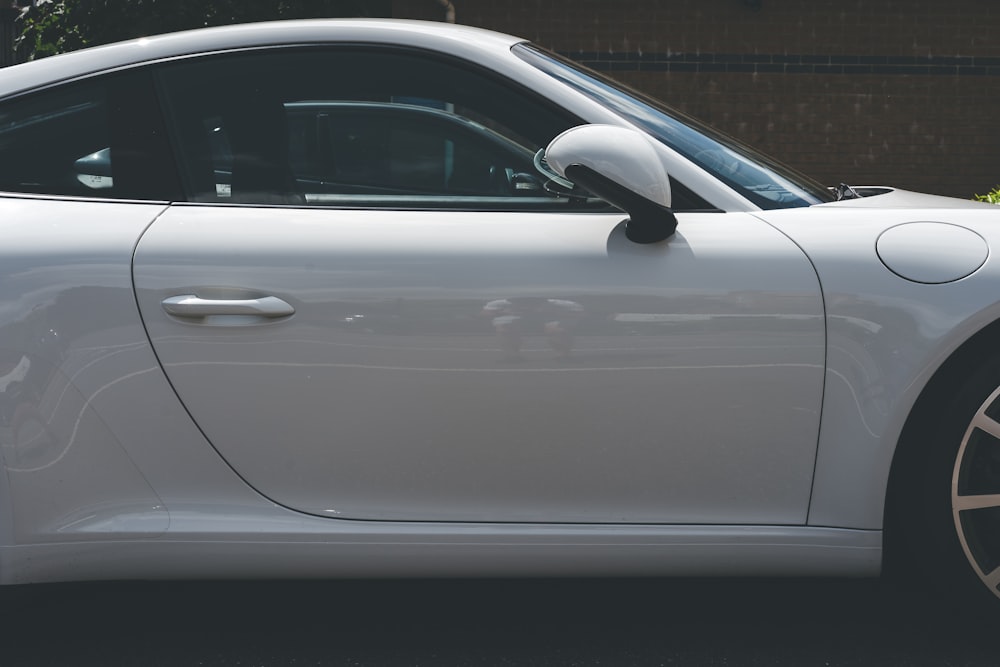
(16, 0), (389, 61)
(16, 1), (86, 60)
(974, 186), (1000, 205)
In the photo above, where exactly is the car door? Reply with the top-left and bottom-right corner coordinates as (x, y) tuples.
(131, 46), (826, 525)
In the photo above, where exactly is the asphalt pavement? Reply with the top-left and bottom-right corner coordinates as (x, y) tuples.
(1, 576), (996, 666)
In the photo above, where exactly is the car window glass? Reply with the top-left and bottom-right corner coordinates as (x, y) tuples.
(0, 73), (181, 201)
(0, 83), (112, 197)
(154, 48), (610, 210)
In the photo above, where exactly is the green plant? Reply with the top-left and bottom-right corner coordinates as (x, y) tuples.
(15, 1), (86, 60)
(974, 186), (1000, 204)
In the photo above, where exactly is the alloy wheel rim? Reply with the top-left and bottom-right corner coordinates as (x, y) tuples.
(952, 384), (1000, 599)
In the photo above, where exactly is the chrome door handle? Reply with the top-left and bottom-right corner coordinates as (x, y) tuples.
(162, 295), (295, 318)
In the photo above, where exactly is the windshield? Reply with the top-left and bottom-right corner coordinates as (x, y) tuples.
(513, 43), (834, 209)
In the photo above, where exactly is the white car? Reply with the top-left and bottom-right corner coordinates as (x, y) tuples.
(1, 19), (998, 607)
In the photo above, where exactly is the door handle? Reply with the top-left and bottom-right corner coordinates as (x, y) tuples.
(161, 295), (295, 318)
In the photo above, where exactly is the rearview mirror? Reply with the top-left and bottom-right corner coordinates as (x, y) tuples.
(543, 125), (677, 244)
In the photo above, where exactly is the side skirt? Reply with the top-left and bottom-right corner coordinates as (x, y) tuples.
(1, 523), (881, 584)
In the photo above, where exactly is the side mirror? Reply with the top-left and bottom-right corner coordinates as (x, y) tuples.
(74, 148), (113, 190)
(543, 125), (677, 244)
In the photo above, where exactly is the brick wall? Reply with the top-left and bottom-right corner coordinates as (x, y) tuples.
(394, 0), (1000, 199)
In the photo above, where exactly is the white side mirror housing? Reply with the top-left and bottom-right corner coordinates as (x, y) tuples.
(544, 125), (676, 243)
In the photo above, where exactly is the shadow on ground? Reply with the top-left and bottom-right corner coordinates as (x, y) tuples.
(0, 577), (994, 666)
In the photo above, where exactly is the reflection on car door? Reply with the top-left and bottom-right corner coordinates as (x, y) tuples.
(132, 207), (825, 524)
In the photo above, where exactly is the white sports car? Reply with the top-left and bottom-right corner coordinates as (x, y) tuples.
(1, 19), (998, 606)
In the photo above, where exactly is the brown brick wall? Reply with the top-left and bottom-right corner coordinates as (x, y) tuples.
(393, 0), (1000, 199)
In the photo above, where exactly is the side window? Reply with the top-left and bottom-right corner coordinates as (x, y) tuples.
(0, 73), (181, 201)
(155, 48), (608, 210)
(286, 105), (548, 200)
(0, 83), (111, 197)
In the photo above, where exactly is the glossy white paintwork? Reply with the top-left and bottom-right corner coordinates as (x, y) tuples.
(545, 125), (672, 207)
(133, 207), (824, 524)
(757, 203), (1000, 528)
(4, 524), (880, 584)
(876, 222), (988, 284)
(0, 196), (168, 543)
(3, 19), (1000, 587)
(0, 20), (524, 99)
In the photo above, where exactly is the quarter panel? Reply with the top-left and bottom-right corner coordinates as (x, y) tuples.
(0, 196), (170, 542)
(0, 197), (276, 556)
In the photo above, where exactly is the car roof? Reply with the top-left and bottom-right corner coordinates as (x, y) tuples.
(0, 19), (524, 100)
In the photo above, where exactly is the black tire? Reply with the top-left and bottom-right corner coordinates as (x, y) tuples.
(888, 355), (1000, 614)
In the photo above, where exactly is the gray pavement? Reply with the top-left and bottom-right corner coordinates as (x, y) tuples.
(1, 577), (996, 666)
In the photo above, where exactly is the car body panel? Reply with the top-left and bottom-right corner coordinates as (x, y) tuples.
(816, 187), (995, 210)
(1, 524), (881, 585)
(757, 204), (1000, 528)
(0, 20), (524, 100)
(0, 195), (289, 551)
(0, 196), (171, 542)
(133, 206), (825, 524)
